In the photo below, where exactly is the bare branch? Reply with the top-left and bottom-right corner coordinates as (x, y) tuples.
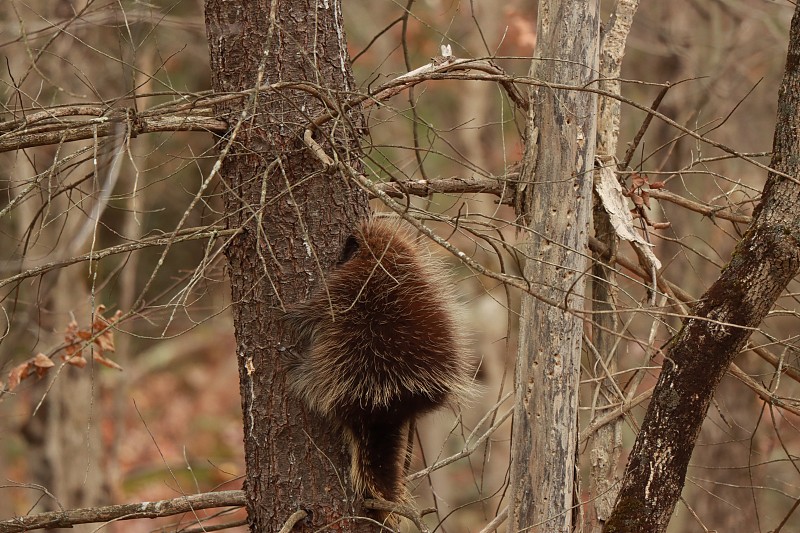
(362, 499), (429, 533)
(646, 189), (751, 224)
(374, 174), (517, 203)
(0, 490), (245, 532)
(477, 506), (509, 533)
(277, 510), (308, 533)
(0, 108), (227, 152)
(0, 227), (237, 290)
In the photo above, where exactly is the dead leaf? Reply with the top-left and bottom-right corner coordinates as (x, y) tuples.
(31, 352), (56, 368)
(58, 306), (124, 371)
(65, 354), (87, 368)
(65, 320), (79, 338)
(95, 330), (115, 353)
(641, 190), (651, 208)
(64, 344), (80, 357)
(32, 353), (55, 378)
(7, 361), (31, 391)
(94, 353), (123, 371)
(650, 181), (666, 190)
(32, 353), (54, 368)
(92, 307), (120, 367)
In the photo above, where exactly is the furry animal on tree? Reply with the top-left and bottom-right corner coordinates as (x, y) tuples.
(283, 218), (471, 525)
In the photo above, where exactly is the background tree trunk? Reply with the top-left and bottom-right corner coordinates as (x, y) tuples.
(509, 1), (600, 531)
(604, 3), (800, 532)
(589, 2), (639, 530)
(204, 0), (370, 530)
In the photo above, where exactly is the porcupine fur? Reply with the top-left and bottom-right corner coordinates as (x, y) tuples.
(283, 218), (471, 526)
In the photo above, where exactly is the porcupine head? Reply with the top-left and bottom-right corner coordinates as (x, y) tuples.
(283, 218), (472, 528)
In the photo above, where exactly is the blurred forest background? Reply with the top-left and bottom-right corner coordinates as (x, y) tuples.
(1, 0), (799, 532)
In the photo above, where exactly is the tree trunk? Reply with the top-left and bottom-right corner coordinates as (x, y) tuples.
(203, 1), (370, 531)
(509, 1), (600, 531)
(604, 4), (800, 532)
(590, 2), (638, 530)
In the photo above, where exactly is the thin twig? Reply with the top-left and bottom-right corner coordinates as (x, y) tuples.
(621, 82), (672, 170)
(477, 506), (508, 533)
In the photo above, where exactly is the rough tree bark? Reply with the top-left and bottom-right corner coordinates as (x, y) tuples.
(604, 4), (800, 532)
(204, 1), (371, 531)
(509, 1), (600, 531)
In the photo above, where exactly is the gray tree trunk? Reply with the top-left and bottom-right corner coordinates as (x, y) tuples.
(509, 1), (600, 531)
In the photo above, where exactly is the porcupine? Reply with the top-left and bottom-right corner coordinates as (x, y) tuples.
(283, 218), (471, 526)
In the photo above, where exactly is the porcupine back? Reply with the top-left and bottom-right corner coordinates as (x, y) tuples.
(283, 218), (471, 520)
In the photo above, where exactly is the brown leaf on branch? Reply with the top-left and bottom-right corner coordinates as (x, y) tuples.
(641, 190), (651, 208)
(59, 306), (123, 371)
(66, 354), (88, 368)
(62, 319), (83, 365)
(32, 353), (55, 376)
(93, 307), (122, 354)
(93, 353), (123, 370)
(6, 353), (56, 391)
(7, 361), (31, 391)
